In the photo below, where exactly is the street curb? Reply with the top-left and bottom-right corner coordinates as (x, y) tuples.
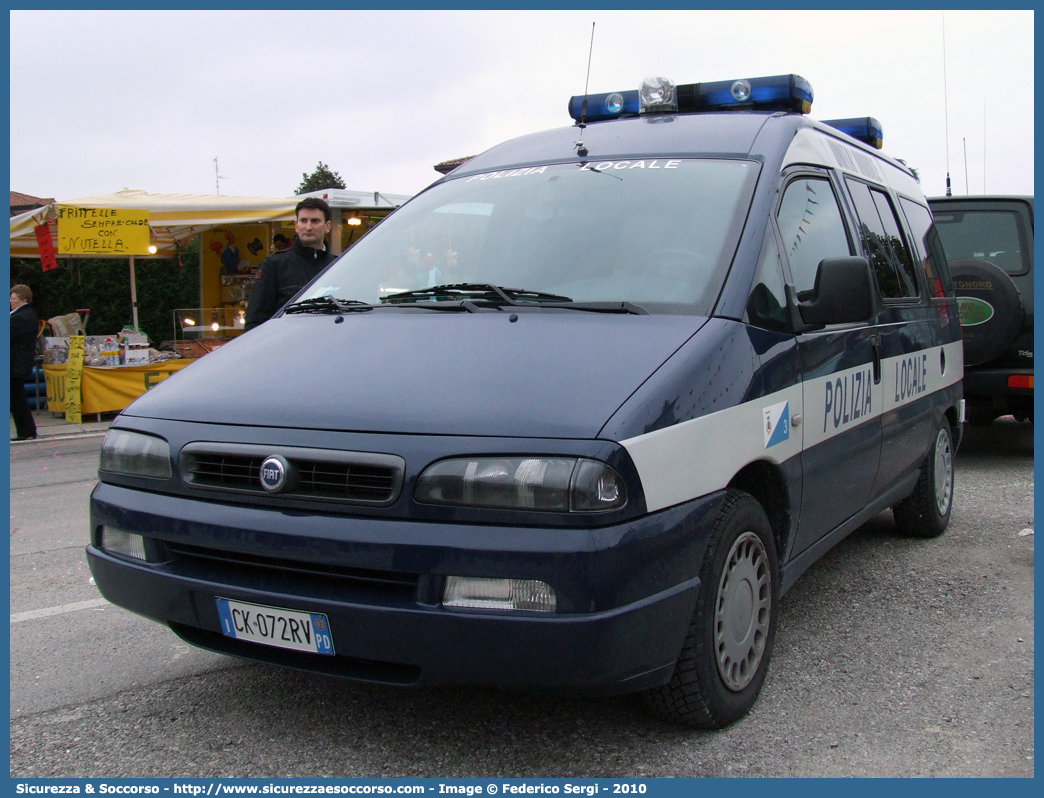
(10, 431), (109, 445)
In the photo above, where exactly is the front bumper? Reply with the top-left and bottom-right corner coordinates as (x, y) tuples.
(87, 483), (724, 694)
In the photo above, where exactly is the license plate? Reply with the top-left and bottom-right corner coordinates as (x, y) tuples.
(215, 598), (335, 655)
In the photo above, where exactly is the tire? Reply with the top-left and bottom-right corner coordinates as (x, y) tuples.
(965, 401), (997, 427)
(892, 424), (955, 538)
(643, 490), (778, 728)
(1009, 398), (1034, 425)
(950, 259), (1025, 366)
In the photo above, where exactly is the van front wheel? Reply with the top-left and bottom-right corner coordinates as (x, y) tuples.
(642, 490), (778, 728)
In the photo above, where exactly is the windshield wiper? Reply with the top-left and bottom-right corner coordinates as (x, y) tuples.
(581, 165), (624, 181)
(384, 300), (475, 312)
(284, 296), (373, 314)
(380, 283), (573, 307)
(550, 301), (648, 315)
(380, 286), (646, 314)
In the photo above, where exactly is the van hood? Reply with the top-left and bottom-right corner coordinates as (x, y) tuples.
(125, 311), (707, 439)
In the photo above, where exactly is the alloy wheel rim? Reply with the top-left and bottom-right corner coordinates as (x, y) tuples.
(934, 429), (953, 516)
(714, 530), (771, 691)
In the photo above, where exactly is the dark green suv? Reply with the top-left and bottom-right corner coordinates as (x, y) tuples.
(929, 196), (1034, 424)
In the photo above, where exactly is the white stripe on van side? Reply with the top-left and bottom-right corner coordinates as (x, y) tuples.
(621, 385), (803, 514)
(801, 359), (883, 449)
(881, 340), (964, 414)
(620, 341), (963, 512)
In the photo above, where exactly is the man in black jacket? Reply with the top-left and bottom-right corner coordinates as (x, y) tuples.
(10, 284), (38, 441)
(244, 197), (337, 331)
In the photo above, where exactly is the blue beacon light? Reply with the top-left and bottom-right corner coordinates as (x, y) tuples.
(568, 89), (640, 122)
(568, 73), (814, 123)
(822, 117), (885, 149)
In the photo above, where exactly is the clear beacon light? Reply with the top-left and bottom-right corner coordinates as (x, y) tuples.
(639, 76), (678, 113)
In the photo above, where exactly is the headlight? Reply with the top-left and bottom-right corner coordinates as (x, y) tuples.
(99, 429), (172, 479)
(415, 457), (626, 512)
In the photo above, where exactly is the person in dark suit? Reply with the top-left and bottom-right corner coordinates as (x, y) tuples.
(244, 198), (336, 331)
(10, 284), (38, 441)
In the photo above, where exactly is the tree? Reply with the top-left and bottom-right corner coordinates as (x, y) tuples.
(296, 162), (346, 194)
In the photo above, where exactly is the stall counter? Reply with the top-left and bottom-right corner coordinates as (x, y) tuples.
(44, 359), (197, 414)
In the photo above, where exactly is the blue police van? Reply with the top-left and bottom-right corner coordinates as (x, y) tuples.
(88, 74), (963, 728)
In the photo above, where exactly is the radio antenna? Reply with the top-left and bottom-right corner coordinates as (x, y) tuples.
(963, 137), (969, 195)
(942, 12), (952, 196)
(574, 22), (596, 157)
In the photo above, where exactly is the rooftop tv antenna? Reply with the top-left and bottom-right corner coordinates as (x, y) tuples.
(942, 12), (952, 196)
(574, 22), (596, 158)
(214, 157), (230, 196)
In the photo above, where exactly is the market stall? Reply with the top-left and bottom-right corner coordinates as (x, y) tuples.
(43, 359), (196, 415)
(40, 332), (199, 417)
(9, 187), (411, 328)
(10, 187), (411, 416)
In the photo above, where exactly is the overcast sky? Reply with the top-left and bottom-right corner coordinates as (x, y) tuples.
(9, 9), (1034, 203)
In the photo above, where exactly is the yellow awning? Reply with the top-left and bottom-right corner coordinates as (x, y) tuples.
(9, 188), (410, 258)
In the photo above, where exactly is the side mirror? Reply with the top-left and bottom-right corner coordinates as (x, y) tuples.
(789, 256), (879, 330)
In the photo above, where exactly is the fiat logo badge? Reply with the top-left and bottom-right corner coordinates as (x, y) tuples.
(259, 455), (290, 493)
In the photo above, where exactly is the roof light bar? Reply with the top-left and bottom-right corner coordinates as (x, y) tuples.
(568, 89), (640, 122)
(569, 73), (814, 123)
(822, 117), (884, 149)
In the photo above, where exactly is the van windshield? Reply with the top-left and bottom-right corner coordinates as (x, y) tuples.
(306, 159), (759, 314)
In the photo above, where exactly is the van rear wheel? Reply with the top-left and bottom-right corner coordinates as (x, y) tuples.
(892, 424), (954, 538)
(642, 490), (778, 728)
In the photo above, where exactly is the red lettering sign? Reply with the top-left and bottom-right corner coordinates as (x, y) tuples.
(35, 223), (58, 271)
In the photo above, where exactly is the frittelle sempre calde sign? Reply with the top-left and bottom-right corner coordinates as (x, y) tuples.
(56, 206), (150, 255)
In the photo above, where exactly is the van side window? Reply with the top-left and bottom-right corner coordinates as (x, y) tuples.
(777, 177), (852, 295)
(744, 230), (789, 332)
(847, 180), (919, 299)
(871, 190), (919, 297)
(900, 198), (952, 298)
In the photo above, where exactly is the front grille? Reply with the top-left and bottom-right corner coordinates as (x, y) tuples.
(189, 452), (261, 489)
(180, 443), (404, 506)
(171, 624), (421, 685)
(165, 540), (420, 603)
(298, 461), (396, 501)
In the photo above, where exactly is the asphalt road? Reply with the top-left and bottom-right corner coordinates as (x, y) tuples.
(8, 421), (1034, 778)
